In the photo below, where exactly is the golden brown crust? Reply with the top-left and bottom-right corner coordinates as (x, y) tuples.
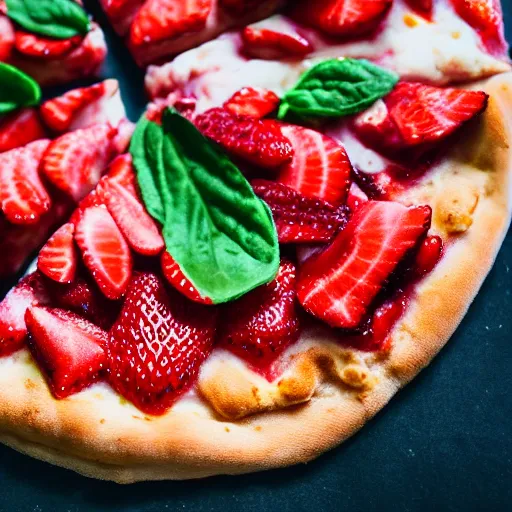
(0, 73), (510, 483)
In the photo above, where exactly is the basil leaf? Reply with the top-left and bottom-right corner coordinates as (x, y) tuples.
(278, 58), (398, 120)
(0, 62), (41, 115)
(130, 109), (280, 304)
(6, 0), (90, 39)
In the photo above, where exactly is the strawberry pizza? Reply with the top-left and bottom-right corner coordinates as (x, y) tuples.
(0, 0), (511, 483)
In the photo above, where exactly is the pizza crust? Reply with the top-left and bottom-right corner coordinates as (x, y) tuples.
(0, 73), (510, 483)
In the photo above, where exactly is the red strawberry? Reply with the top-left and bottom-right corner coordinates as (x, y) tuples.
(108, 272), (218, 415)
(0, 139), (51, 225)
(0, 272), (50, 356)
(25, 306), (107, 398)
(241, 27), (313, 60)
(346, 182), (368, 211)
(405, 0), (433, 18)
(297, 201), (431, 329)
(219, 260), (300, 370)
(0, 108), (48, 153)
(252, 179), (349, 243)
(130, 0), (211, 47)
(161, 251), (212, 304)
(277, 125), (351, 204)
(14, 30), (83, 59)
(37, 223), (78, 284)
(353, 83), (488, 157)
(414, 234), (443, 276)
(101, 157), (164, 256)
(40, 82), (108, 133)
(0, 15), (15, 61)
(450, 0), (506, 53)
(102, 0), (145, 31)
(69, 188), (105, 226)
(74, 206), (133, 300)
(223, 87), (280, 119)
(48, 276), (120, 330)
(41, 123), (118, 202)
(195, 107), (293, 168)
(291, 0), (393, 37)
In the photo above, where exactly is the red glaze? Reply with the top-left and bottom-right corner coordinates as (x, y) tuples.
(415, 235), (444, 276)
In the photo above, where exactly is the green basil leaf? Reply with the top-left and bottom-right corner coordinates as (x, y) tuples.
(130, 108), (280, 304)
(278, 58), (398, 120)
(6, 0), (90, 39)
(0, 62), (41, 115)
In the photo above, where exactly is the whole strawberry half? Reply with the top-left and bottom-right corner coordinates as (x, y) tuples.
(26, 306), (108, 398)
(297, 201), (431, 329)
(277, 125), (351, 204)
(0, 108), (48, 153)
(291, 0), (393, 37)
(108, 272), (218, 415)
(0, 272), (51, 356)
(353, 82), (488, 159)
(219, 260), (300, 371)
(223, 87), (280, 119)
(252, 179), (349, 243)
(195, 107), (293, 169)
(0, 139), (51, 225)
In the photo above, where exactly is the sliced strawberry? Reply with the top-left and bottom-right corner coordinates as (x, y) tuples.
(69, 188), (105, 226)
(108, 272), (217, 415)
(40, 82), (108, 133)
(74, 206), (133, 300)
(25, 306), (107, 398)
(195, 107), (293, 168)
(297, 201), (431, 329)
(0, 108), (48, 153)
(0, 15), (15, 61)
(219, 260), (300, 370)
(241, 27), (313, 60)
(414, 234), (443, 276)
(41, 123), (118, 202)
(277, 125), (351, 204)
(291, 0), (393, 37)
(450, 0), (506, 54)
(130, 0), (211, 47)
(161, 251), (212, 304)
(14, 30), (83, 59)
(353, 83), (488, 158)
(0, 139), (51, 225)
(405, 0), (433, 18)
(346, 182), (368, 211)
(0, 272), (51, 356)
(37, 223), (78, 284)
(223, 87), (280, 119)
(252, 179), (349, 243)
(48, 276), (120, 330)
(101, 157), (164, 256)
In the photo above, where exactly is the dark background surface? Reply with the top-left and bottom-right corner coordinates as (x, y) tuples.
(0, 2), (511, 511)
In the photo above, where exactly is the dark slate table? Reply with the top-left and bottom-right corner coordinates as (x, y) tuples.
(0, 2), (511, 510)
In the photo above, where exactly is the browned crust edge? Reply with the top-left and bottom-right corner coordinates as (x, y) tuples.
(0, 73), (510, 483)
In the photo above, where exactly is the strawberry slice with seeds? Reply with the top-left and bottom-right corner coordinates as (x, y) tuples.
(195, 107), (293, 168)
(74, 206), (133, 300)
(223, 87), (280, 119)
(297, 201), (431, 329)
(292, 0), (393, 37)
(41, 123), (118, 202)
(277, 125), (351, 204)
(252, 179), (349, 243)
(37, 223), (78, 284)
(108, 272), (218, 415)
(450, 0), (506, 54)
(0, 139), (51, 225)
(219, 260), (300, 370)
(14, 30), (83, 59)
(161, 251), (212, 304)
(101, 157), (164, 256)
(241, 27), (313, 60)
(25, 306), (107, 398)
(0, 108), (47, 153)
(0, 272), (51, 356)
(40, 82), (108, 133)
(130, 0), (211, 47)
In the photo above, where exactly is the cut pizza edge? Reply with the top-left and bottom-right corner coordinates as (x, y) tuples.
(0, 71), (509, 483)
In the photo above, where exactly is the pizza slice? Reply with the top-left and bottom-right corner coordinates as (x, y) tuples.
(0, 79), (131, 278)
(100, 0), (285, 67)
(0, 0), (107, 87)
